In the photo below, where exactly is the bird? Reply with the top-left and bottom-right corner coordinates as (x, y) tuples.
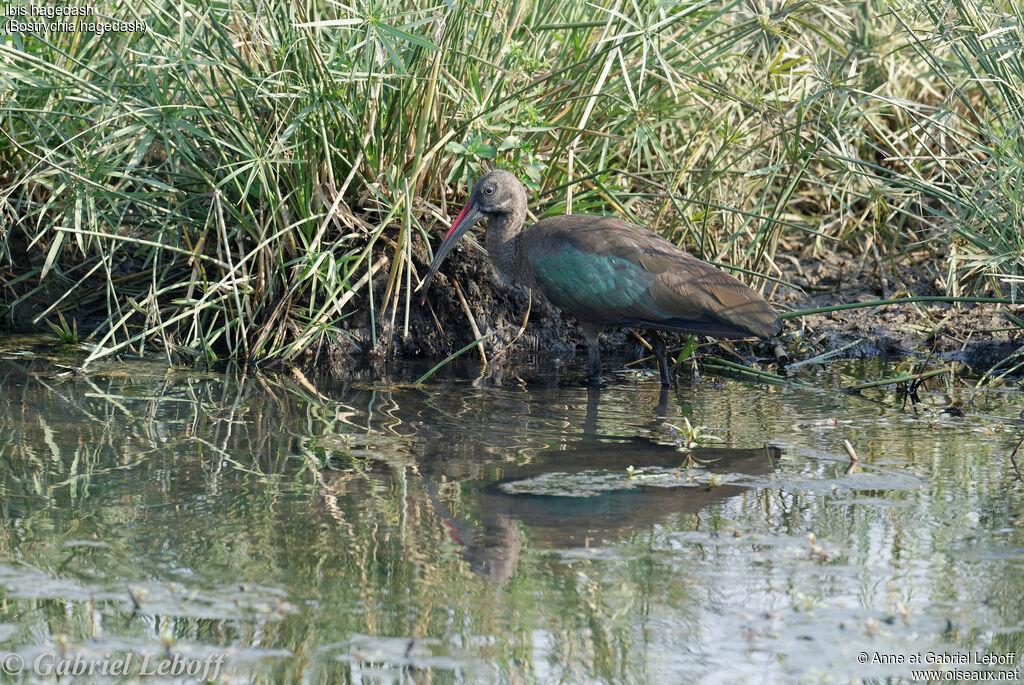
(417, 169), (782, 386)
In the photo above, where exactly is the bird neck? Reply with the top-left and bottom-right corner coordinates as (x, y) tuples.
(484, 205), (529, 283)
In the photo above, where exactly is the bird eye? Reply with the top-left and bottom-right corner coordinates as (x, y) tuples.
(484, 185), (495, 195)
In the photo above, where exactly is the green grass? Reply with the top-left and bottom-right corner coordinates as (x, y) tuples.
(0, 0), (1021, 367)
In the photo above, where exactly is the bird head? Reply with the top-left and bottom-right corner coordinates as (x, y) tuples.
(417, 170), (525, 300)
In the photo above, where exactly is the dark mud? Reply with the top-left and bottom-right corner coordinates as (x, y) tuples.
(334, 238), (649, 368)
(774, 245), (1024, 371)
(330, 238), (1024, 377)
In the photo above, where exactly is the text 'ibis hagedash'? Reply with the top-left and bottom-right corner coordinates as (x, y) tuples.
(419, 170), (782, 385)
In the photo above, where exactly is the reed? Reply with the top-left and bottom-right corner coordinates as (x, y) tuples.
(1, 0), (1020, 366)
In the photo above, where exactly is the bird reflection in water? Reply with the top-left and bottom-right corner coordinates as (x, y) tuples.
(423, 385), (780, 583)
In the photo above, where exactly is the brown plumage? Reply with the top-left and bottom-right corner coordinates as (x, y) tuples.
(419, 170), (782, 385)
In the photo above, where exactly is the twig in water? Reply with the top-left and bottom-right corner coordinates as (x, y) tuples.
(702, 356), (791, 383)
(415, 333), (494, 385)
(1010, 435), (1024, 484)
(843, 439), (859, 475)
(845, 367), (950, 392)
(289, 366), (332, 401)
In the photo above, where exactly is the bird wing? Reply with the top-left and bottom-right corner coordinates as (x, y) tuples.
(522, 216), (781, 338)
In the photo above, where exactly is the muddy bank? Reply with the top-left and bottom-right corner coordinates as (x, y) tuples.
(3, 228), (1019, 376)
(330, 237), (690, 373)
(331, 239), (1024, 376)
(773, 245), (1024, 372)
(336, 238), (597, 363)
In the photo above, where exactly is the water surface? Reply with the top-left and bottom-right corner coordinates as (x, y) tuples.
(1, 341), (1023, 682)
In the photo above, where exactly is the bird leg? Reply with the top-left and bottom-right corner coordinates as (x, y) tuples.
(650, 331), (672, 387)
(584, 385), (601, 435)
(580, 322), (604, 384)
(655, 386), (670, 418)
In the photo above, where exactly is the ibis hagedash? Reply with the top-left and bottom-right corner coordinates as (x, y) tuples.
(418, 170), (782, 385)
